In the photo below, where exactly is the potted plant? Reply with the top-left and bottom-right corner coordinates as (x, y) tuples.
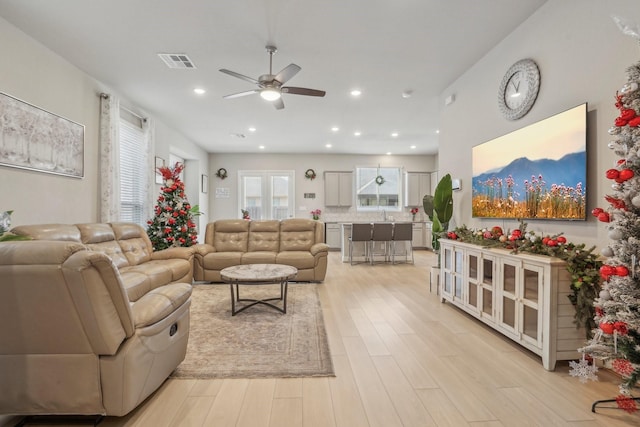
(423, 173), (453, 252)
(423, 174), (453, 293)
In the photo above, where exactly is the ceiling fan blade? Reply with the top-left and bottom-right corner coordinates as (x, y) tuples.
(223, 89), (259, 99)
(274, 64), (301, 84)
(219, 69), (260, 85)
(281, 87), (326, 97)
(273, 97), (285, 110)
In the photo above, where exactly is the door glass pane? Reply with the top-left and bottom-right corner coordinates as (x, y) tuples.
(468, 283), (477, 308)
(455, 277), (462, 297)
(469, 255), (478, 280)
(503, 264), (516, 294)
(524, 268), (539, 301)
(523, 305), (538, 340)
(444, 248), (451, 270)
(243, 176), (262, 219)
(482, 289), (492, 315)
(455, 251), (463, 273)
(502, 296), (515, 328)
(483, 259), (493, 285)
(444, 273), (451, 293)
(271, 175), (290, 219)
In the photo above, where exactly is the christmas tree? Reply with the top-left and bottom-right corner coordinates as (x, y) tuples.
(575, 60), (640, 413)
(146, 162), (199, 251)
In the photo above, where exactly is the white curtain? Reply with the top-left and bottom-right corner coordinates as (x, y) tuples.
(142, 117), (156, 222)
(100, 93), (156, 223)
(99, 93), (120, 222)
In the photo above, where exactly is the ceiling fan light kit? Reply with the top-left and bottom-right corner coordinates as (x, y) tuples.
(220, 45), (325, 110)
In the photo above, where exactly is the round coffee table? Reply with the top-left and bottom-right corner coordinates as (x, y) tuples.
(220, 264), (298, 315)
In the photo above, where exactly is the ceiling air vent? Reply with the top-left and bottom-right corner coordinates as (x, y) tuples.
(157, 53), (196, 69)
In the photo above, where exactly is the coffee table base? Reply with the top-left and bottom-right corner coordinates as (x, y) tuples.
(230, 280), (288, 315)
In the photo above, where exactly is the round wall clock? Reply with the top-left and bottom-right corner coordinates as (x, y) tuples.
(497, 59), (540, 120)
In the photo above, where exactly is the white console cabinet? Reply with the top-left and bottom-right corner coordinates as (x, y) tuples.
(439, 239), (585, 371)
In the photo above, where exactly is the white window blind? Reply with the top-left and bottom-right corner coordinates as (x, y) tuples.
(119, 117), (146, 225)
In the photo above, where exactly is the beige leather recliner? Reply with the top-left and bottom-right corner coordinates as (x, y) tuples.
(0, 223), (193, 417)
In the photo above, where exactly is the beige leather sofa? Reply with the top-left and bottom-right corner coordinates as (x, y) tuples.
(0, 222), (193, 417)
(194, 218), (329, 282)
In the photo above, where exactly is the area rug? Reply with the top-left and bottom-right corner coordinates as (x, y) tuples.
(171, 283), (334, 379)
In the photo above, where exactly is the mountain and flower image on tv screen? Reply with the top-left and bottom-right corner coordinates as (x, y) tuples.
(472, 103), (587, 220)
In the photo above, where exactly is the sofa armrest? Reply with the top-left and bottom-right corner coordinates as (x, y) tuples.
(194, 243), (215, 256)
(151, 246), (195, 261)
(310, 243), (330, 256)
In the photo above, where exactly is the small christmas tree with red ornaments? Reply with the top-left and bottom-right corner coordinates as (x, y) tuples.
(573, 59), (640, 413)
(146, 162), (199, 251)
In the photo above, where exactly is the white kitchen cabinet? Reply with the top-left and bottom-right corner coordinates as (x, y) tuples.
(325, 223), (342, 250)
(411, 222), (425, 248)
(404, 172), (431, 207)
(439, 239), (585, 371)
(325, 171), (353, 207)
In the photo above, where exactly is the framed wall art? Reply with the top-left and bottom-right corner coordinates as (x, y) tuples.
(0, 92), (85, 178)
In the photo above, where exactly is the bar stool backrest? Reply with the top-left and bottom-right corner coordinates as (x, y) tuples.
(372, 223), (393, 242)
(351, 223), (372, 242)
(393, 223), (413, 241)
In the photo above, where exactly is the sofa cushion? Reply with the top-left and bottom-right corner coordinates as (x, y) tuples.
(202, 252), (243, 271)
(120, 263), (173, 292)
(248, 220), (280, 252)
(111, 223), (152, 266)
(76, 223), (129, 268)
(276, 251), (316, 269)
(11, 224), (81, 242)
(212, 220), (249, 252)
(242, 251), (277, 264)
(120, 271), (151, 302)
(279, 219), (318, 252)
(131, 283), (192, 328)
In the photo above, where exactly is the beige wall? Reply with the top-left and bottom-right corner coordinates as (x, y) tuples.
(208, 153), (436, 220)
(0, 16), (209, 228)
(438, 0), (640, 250)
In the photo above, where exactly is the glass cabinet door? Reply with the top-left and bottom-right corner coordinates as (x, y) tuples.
(454, 249), (464, 299)
(442, 247), (452, 295)
(481, 257), (494, 319)
(521, 264), (543, 346)
(499, 260), (519, 333)
(466, 252), (479, 310)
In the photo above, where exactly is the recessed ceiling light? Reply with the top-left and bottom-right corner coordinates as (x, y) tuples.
(354, 131), (361, 136)
(402, 90), (413, 98)
(386, 152), (392, 155)
(410, 145), (416, 149)
(326, 144), (332, 148)
(193, 88), (206, 95)
(350, 89), (362, 97)
(248, 127), (256, 132)
(259, 145), (265, 150)
(331, 126), (339, 132)
(436, 129), (440, 134)
(391, 132), (399, 137)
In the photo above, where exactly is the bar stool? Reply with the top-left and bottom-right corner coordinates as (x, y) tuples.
(370, 222), (393, 264)
(349, 223), (372, 265)
(392, 222), (414, 264)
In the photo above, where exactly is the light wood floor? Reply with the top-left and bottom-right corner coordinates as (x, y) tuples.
(3, 250), (638, 426)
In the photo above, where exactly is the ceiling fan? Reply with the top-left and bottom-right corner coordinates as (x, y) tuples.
(219, 45), (326, 110)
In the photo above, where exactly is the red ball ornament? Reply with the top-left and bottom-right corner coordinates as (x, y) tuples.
(615, 265), (629, 276)
(606, 169), (620, 180)
(619, 169), (635, 181)
(600, 265), (616, 280)
(600, 322), (615, 334)
(614, 321), (628, 335)
(598, 212), (611, 223)
(547, 239), (558, 247)
(556, 236), (567, 244)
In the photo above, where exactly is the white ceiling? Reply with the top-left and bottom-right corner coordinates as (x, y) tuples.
(0, 0), (548, 155)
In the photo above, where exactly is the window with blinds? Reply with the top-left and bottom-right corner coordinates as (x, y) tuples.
(119, 115), (146, 225)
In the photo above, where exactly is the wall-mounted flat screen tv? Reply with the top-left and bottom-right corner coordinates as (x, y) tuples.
(472, 103), (587, 220)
